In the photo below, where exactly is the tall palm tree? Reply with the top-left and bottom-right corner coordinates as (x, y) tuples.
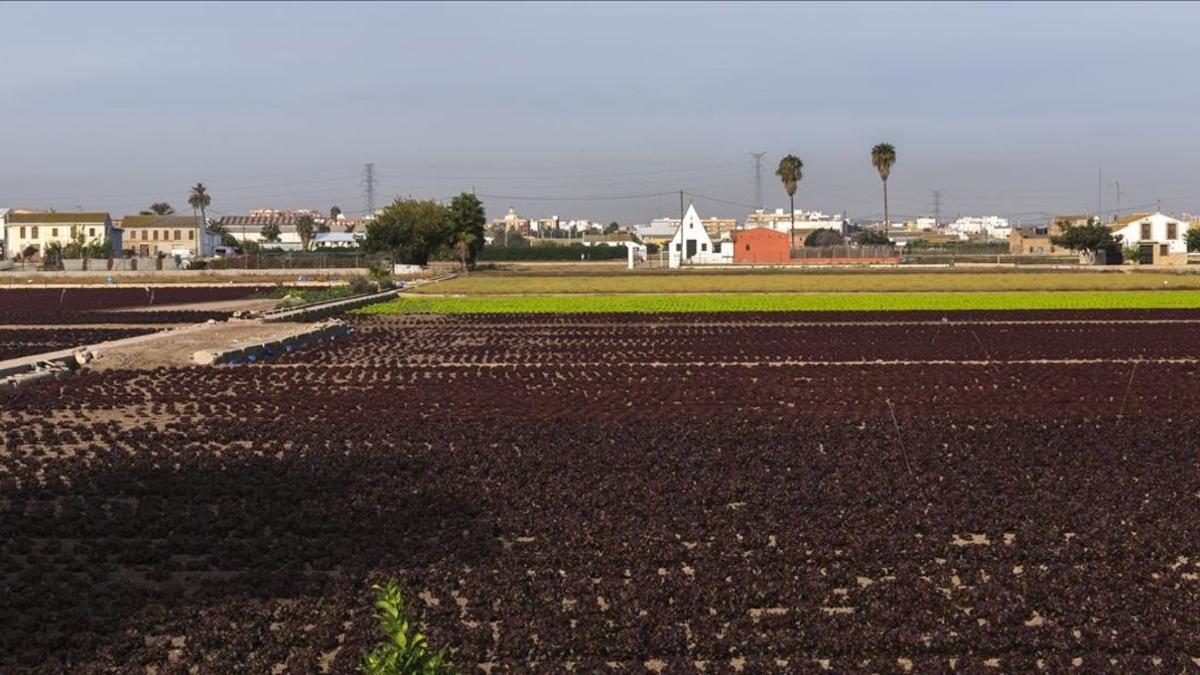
(188, 183), (211, 229)
(871, 143), (897, 229)
(775, 155), (804, 248)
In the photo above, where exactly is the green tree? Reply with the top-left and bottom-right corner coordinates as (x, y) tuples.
(1186, 226), (1200, 253)
(295, 213), (316, 250)
(1051, 219), (1121, 256)
(330, 205), (342, 221)
(775, 154), (804, 246)
(804, 228), (844, 247)
(188, 183), (211, 226)
(871, 143), (897, 227)
(854, 229), (892, 246)
(260, 221), (282, 243)
(605, 221), (621, 234)
(140, 202), (176, 216)
(447, 192), (486, 266)
(363, 198), (452, 265)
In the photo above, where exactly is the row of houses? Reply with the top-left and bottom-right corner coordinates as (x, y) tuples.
(1, 207), (372, 259)
(1008, 212), (1193, 257)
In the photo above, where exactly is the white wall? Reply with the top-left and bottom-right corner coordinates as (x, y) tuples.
(669, 205), (728, 267)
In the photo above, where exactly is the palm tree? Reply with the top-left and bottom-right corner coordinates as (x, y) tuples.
(188, 183), (211, 229)
(140, 202), (175, 216)
(295, 213), (316, 251)
(871, 143), (897, 229)
(452, 231), (477, 272)
(775, 155), (804, 248)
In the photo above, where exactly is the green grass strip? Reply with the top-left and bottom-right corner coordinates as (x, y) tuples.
(359, 291), (1200, 314)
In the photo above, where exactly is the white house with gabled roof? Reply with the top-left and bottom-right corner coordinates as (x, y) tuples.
(1109, 212), (1190, 253)
(669, 204), (731, 267)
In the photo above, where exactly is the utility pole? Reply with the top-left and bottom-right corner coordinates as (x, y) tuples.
(1108, 181), (1121, 220)
(361, 163), (377, 217)
(931, 190), (943, 228)
(750, 152), (766, 211)
(1097, 164), (1102, 220)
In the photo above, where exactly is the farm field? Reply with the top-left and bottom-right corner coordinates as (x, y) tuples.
(0, 286), (271, 325)
(4, 312), (1200, 672)
(366, 289), (1200, 314)
(416, 270), (1200, 295)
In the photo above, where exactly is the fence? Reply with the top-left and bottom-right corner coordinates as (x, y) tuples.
(791, 245), (897, 260)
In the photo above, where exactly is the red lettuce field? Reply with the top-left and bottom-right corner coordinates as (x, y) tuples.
(3, 313), (1200, 673)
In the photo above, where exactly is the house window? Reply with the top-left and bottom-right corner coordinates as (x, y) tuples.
(701, 243), (708, 252)
(1161, 244), (1170, 257)
(1168, 222), (1177, 239)
(1141, 222), (1152, 240)
(174, 230), (181, 240)
(675, 243), (681, 251)
(51, 228), (58, 237)
(19, 226), (25, 238)
(745, 244), (750, 251)
(31, 226), (38, 238)
(70, 225), (77, 237)
(188, 230), (195, 240)
(89, 227), (96, 237)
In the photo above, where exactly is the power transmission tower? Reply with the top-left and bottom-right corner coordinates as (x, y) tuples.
(931, 190), (943, 227)
(361, 163), (377, 217)
(750, 152), (766, 210)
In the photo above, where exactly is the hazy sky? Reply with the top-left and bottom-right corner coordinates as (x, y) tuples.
(2, 1), (1198, 225)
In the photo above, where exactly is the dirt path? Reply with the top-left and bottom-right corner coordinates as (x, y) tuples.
(87, 321), (325, 371)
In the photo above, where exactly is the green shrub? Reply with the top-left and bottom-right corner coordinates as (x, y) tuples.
(349, 275), (377, 294)
(360, 580), (455, 675)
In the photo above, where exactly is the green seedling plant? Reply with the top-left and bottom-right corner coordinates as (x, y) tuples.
(360, 580), (455, 675)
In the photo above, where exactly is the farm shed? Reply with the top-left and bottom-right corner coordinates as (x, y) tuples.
(733, 227), (790, 264)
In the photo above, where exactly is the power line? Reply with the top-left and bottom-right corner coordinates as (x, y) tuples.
(474, 191), (677, 202)
(684, 191), (758, 210)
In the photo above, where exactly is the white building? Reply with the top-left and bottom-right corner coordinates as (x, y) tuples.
(745, 208), (846, 235)
(945, 216), (1011, 239)
(669, 204), (731, 267)
(4, 211), (117, 256)
(1110, 212), (1190, 253)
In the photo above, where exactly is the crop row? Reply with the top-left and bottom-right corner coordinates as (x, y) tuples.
(362, 290), (1200, 314)
(281, 314), (1200, 367)
(0, 327), (157, 361)
(0, 286), (268, 324)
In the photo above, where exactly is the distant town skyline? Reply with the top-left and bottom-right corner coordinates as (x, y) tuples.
(1, 2), (1198, 224)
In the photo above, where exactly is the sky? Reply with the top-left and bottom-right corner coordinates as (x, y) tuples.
(1, 1), (1198, 225)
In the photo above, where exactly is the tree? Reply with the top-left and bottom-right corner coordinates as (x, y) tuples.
(854, 229), (892, 246)
(775, 155), (804, 246)
(448, 192), (486, 266)
(1186, 226), (1200, 253)
(871, 143), (897, 228)
(295, 213), (316, 251)
(206, 220), (227, 235)
(362, 198), (452, 265)
(140, 202), (175, 216)
(188, 183), (211, 227)
(452, 231), (477, 272)
(804, 228), (844, 247)
(1051, 219), (1121, 257)
(605, 221), (621, 234)
(330, 205), (342, 221)
(260, 222), (282, 243)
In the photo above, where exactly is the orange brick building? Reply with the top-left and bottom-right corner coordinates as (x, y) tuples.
(733, 227), (790, 264)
